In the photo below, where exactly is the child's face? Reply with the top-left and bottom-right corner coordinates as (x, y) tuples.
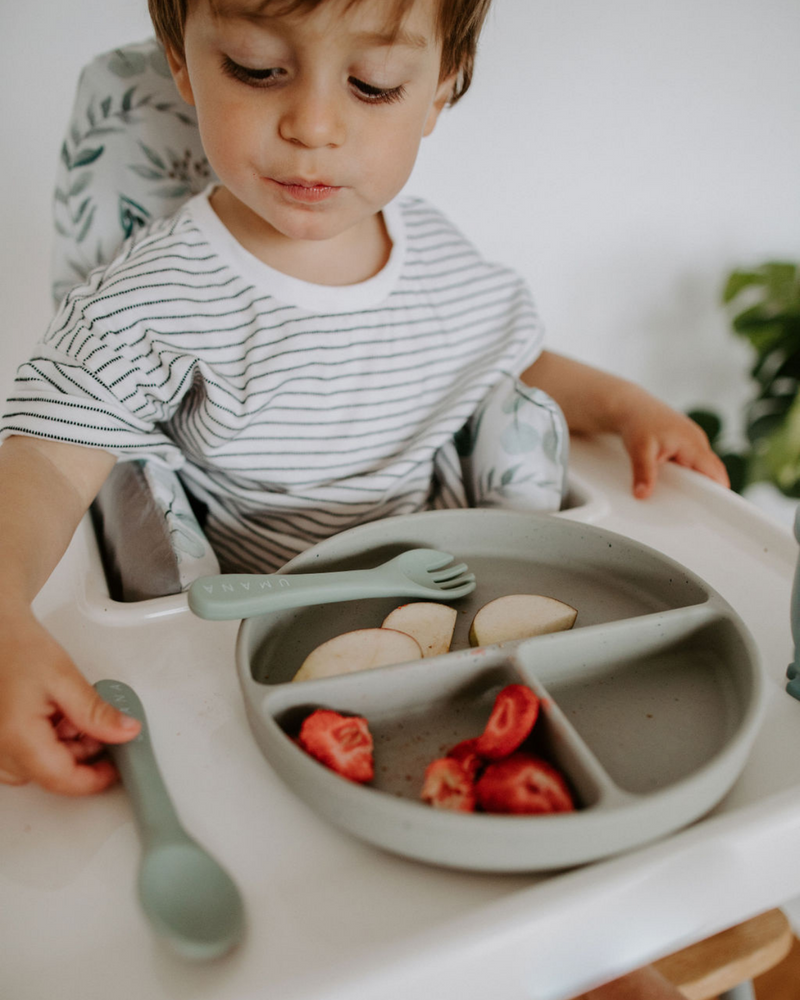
(168, 0), (452, 250)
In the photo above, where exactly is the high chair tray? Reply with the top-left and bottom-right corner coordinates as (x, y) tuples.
(237, 509), (764, 871)
(4, 438), (800, 1000)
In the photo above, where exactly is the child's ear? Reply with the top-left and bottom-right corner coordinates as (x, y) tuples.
(164, 44), (196, 107)
(423, 74), (457, 137)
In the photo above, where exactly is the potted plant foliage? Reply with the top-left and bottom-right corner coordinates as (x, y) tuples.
(689, 261), (800, 495)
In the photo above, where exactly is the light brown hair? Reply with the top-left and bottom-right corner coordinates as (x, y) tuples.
(148, 0), (492, 104)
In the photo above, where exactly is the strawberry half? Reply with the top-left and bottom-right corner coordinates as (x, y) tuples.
(298, 709), (374, 784)
(475, 752), (575, 814)
(421, 757), (477, 812)
(474, 684), (540, 760)
(447, 738), (485, 781)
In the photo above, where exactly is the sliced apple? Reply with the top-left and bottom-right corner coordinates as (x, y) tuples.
(292, 628), (423, 682)
(468, 595), (577, 647)
(381, 602), (457, 658)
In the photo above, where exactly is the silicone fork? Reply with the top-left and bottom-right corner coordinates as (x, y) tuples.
(95, 679), (245, 960)
(188, 548), (477, 620)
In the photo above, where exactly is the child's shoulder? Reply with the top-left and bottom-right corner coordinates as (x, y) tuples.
(394, 195), (523, 282)
(53, 195), (209, 320)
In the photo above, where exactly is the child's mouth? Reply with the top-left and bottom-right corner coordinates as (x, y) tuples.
(269, 178), (342, 203)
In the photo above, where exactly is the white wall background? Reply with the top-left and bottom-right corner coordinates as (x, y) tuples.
(2, 0), (799, 448)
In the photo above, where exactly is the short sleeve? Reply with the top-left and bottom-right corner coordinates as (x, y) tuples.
(2, 267), (195, 468)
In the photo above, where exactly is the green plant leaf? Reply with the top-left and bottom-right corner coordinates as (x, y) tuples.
(721, 453), (748, 494)
(723, 270), (764, 303)
(763, 262), (799, 303)
(687, 409), (722, 445)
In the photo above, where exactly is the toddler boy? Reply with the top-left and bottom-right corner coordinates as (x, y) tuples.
(0, 0), (726, 796)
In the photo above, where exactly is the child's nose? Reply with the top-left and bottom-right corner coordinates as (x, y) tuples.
(278, 77), (345, 149)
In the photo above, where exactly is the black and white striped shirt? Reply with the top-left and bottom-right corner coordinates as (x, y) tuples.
(3, 192), (544, 571)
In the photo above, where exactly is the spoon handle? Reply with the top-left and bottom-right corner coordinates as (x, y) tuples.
(95, 679), (186, 844)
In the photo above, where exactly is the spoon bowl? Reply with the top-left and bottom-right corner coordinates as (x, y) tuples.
(138, 841), (244, 961)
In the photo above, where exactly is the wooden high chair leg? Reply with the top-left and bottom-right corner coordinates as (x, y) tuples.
(718, 984), (756, 1000)
(651, 908), (793, 1000)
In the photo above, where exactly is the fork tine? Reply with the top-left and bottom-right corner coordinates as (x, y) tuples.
(430, 563), (469, 583)
(437, 572), (476, 591)
(417, 550), (458, 571)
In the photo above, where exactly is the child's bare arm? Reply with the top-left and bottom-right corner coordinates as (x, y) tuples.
(521, 351), (729, 498)
(0, 436), (141, 794)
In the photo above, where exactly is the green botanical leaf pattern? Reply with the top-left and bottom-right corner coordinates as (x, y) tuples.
(52, 41), (214, 304)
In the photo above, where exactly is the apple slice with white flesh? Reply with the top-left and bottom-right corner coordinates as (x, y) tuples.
(469, 594), (577, 647)
(381, 602), (457, 658)
(292, 628), (423, 682)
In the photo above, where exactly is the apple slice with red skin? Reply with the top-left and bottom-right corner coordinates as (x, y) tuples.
(469, 594), (577, 647)
(293, 628), (422, 682)
(381, 602), (457, 657)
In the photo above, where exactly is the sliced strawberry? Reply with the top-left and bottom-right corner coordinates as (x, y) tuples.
(475, 752), (575, 814)
(298, 709), (374, 784)
(447, 738), (485, 781)
(474, 684), (540, 760)
(421, 757), (476, 812)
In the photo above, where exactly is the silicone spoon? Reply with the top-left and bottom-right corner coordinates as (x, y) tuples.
(95, 679), (245, 959)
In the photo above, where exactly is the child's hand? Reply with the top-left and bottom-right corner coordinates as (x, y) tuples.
(520, 351), (730, 499)
(0, 609), (141, 795)
(616, 390), (730, 500)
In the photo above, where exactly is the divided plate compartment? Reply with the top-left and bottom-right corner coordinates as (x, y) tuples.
(235, 510), (765, 872)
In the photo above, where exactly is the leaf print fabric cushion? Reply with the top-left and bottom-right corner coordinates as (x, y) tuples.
(52, 39), (213, 306)
(457, 376), (569, 511)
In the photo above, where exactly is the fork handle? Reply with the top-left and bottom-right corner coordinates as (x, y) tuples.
(188, 568), (393, 620)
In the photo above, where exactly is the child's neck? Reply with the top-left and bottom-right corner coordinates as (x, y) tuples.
(210, 187), (392, 287)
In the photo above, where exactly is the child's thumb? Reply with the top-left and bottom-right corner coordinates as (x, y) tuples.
(56, 678), (141, 743)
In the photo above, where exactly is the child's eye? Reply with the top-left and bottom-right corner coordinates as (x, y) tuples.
(222, 55), (287, 87)
(349, 78), (406, 105)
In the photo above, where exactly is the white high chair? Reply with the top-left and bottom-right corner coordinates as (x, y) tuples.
(9, 36), (796, 1000)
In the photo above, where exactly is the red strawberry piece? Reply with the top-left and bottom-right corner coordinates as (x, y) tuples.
(474, 684), (540, 760)
(447, 738), (485, 781)
(298, 709), (374, 783)
(421, 757), (477, 812)
(475, 752), (575, 814)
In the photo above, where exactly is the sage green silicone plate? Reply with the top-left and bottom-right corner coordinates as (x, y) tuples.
(235, 510), (764, 872)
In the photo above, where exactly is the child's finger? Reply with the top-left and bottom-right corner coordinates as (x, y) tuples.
(687, 447), (730, 487)
(6, 717), (120, 795)
(629, 437), (660, 499)
(51, 676), (141, 745)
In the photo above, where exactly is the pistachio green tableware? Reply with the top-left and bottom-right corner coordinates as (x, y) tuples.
(95, 679), (245, 960)
(188, 547), (476, 620)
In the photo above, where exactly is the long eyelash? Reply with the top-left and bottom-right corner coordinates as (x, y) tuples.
(221, 55), (280, 86)
(350, 78), (406, 105)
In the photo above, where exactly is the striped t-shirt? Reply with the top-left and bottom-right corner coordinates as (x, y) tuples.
(2, 192), (544, 571)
